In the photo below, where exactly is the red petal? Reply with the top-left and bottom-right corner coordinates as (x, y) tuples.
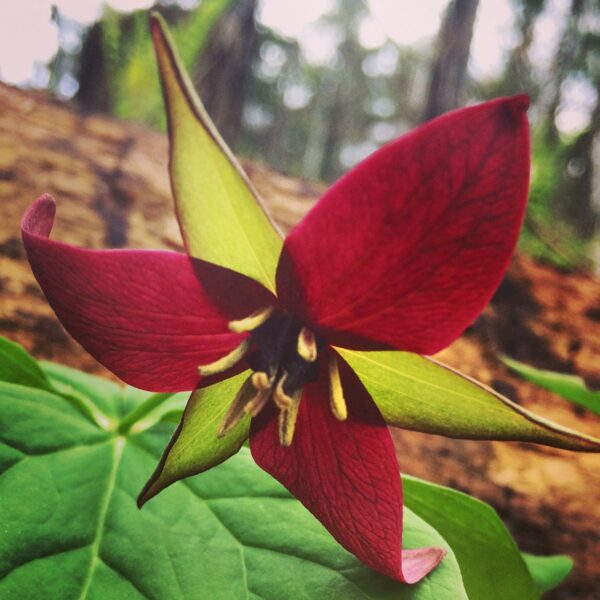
(250, 355), (444, 582)
(277, 96), (530, 353)
(21, 195), (273, 391)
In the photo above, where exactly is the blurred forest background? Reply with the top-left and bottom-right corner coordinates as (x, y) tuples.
(1, 0), (599, 270)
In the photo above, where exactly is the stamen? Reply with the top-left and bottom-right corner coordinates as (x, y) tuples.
(328, 355), (348, 421)
(251, 371), (271, 390)
(217, 376), (255, 437)
(278, 390), (302, 447)
(228, 306), (274, 333)
(198, 339), (250, 377)
(296, 327), (317, 362)
(273, 372), (293, 409)
(244, 388), (271, 417)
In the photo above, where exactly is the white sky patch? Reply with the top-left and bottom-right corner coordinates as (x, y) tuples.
(368, 0), (447, 45)
(257, 0), (334, 38)
(357, 13), (387, 49)
(469, 0), (515, 79)
(0, 0), (154, 85)
(283, 82), (313, 110)
(556, 76), (597, 135)
(299, 22), (344, 66)
(0, 4), (58, 85)
(339, 139), (379, 169)
(529, 0), (571, 71)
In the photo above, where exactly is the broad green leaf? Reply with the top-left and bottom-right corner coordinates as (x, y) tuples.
(502, 355), (600, 417)
(0, 336), (52, 390)
(521, 553), (573, 596)
(0, 376), (468, 599)
(0, 337), (110, 430)
(138, 370), (252, 505)
(150, 13), (282, 292)
(402, 475), (537, 600)
(337, 349), (600, 452)
(118, 391), (189, 435)
(41, 360), (146, 431)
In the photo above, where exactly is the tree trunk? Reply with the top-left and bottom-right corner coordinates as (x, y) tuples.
(1, 83), (600, 598)
(422, 0), (479, 121)
(194, 0), (259, 147)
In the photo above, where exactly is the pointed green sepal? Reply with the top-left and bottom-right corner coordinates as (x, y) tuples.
(138, 370), (251, 506)
(337, 348), (600, 452)
(149, 13), (282, 292)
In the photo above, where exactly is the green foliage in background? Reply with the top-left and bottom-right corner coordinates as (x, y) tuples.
(518, 128), (591, 269)
(502, 355), (600, 417)
(101, 0), (234, 129)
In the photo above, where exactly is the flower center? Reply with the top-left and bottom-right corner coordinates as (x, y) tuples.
(246, 311), (320, 400)
(198, 307), (348, 446)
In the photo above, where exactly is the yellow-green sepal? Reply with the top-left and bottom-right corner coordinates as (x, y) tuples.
(337, 348), (600, 452)
(150, 13), (282, 293)
(138, 370), (251, 506)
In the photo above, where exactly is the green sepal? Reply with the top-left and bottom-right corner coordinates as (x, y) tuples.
(337, 348), (600, 452)
(150, 12), (282, 292)
(138, 370), (251, 505)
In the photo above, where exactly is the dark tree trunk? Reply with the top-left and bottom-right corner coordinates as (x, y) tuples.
(422, 0), (479, 121)
(75, 22), (110, 112)
(194, 0), (259, 147)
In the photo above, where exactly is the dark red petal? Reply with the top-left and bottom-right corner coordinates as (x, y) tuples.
(250, 355), (444, 582)
(277, 95), (530, 353)
(21, 195), (274, 392)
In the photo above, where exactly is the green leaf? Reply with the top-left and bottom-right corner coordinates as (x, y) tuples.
(138, 370), (252, 505)
(0, 336), (52, 390)
(521, 553), (573, 596)
(0, 337), (112, 430)
(41, 360), (146, 431)
(117, 391), (189, 435)
(0, 375), (468, 599)
(150, 13), (282, 293)
(502, 355), (600, 417)
(402, 475), (537, 600)
(337, 349), (600, 452)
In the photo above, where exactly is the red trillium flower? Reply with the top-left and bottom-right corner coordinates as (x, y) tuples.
(21, 14), (600, 584)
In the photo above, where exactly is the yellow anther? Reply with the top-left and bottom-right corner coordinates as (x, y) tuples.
(244, 388), (271, 417)
(198, 339), (250, 377)
(217, 376), (255, 438)
(278, 390), (302, 447)
(273, 372), (293, 410)
(328, 356), (348, 421)
(228, 306), (274, 333)
(297, 327), (317, 362)
(251, 371), (271, 390)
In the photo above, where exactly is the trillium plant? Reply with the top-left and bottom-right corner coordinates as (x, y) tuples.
(20, 13), (600, 586)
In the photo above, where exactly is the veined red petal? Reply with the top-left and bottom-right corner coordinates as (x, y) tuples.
(250, 355), (444, 582)
(277, 96), (530, 354)
(21, 195), (273, 392)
